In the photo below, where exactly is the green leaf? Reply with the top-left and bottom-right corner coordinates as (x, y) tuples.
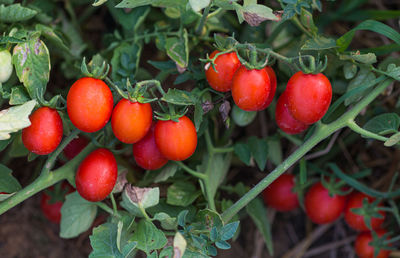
(159, 246), (173, 258)
(246, 197), (273, 256)
(363, 113), (400, 135)
(300, 8), (317, 35)
(195, 209), (223, 230)
(110, 42), (142, 81)
(12, 36), (50, 100)
(161, 88), (195, 106)
(0, 100), (36, 140)
(241, 4), (280, 26)
(89, 222), (137, 258)
(9, 85), (30, 105)
(121, 186), (160, 217)
(231, 104), (257, 127)
(167, 181), (201, 207)
(219, 221), (239, 241)
(154, 162), (178, 183)
(0, 36), (24, 44)
(301, 36), (337, 51)
(248, 136), (268, 170)
(35, 24), (71, 55)
(131, 220), (167, 254)
(116, 0), (186, 8)
(0, 4), (37, 23)
(215, 240), (230, 249)
(60, 192), (97, 239)
(214, 0), (237, 10)
(266, 137), (282, 166)
(344, 68), (375, 106)
(234, 143), (251, 166)
(165, 30), (189, 72)
(8, 133), (28, 157)
(343, 63), (358, 79)
(0, 164), (21, 193)
(153, 212), (177, 230)
(177, 210), (189, 227)
(384, 132), (400, 147)
(351, 52), (377, 64)
(189, 0), (210, 12)
(0, 0), (14, 4)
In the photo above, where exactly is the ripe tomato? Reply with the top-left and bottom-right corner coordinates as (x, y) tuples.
(111, 99), (152, 144)
(133, 125), (168, 170)
(205, 50), (241, 92)
(285, 71), (332, 124)
(259, 66), (277, 109)
(275, 92), (309, 135)
(22, 107), (63, 155)
(67, 77), (113, 133)
(40, 182), (74, 224)
(262, 174), (299, 212)
(355, 229), (391, 258)
(63, 136), (89, 160)
(304, 182), (346, 224)
(0, 49), (13, 83)
(344, 192), (385, 231)
(75, 148), (118, 202)
(154, 116), (197, 161)
(231, 66), (272, 111)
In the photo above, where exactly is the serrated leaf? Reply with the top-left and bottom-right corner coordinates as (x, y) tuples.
(60, 192), (97, 239)
(266, 137), (282, 166)
(234, 143), (251, 166)
(121, 186), (160, 217)
(0, 100), (36, 140)
(161, 88), (195, 105)
(248, 136), (268, 171)
(0, 164), (21, 193)
(12, 37), (50, 100)
(300, 8), (317, 34)
(35, 24), (71, 55)
(166, 30), (189, 72)
(111, 42), (142, 81)
(131, 220), (167, 254)
(0, 4), (37, 23)
(301, 36), (337, 50)
(363, 113), (400, 135)
(167, 181), (201, 207)
(242, 4), (280, 26)
(9, 86), (30, 105)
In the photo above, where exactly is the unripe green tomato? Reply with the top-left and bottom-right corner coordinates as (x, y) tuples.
(232, 104), (257, 127)
(0, 50), (13, 83)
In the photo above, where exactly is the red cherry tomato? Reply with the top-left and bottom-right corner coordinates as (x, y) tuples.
(259, 66), (277, 109)
(155, 116), (197, 161)
(205, 50), (241, 92)
(304, 182), (346, 224)
(75, 148), (118, 202)
(40, 182), (74, 224)
(63, 136), (89, 160)
(231, 66), (272, 111)
(285, 71), (332, 124)
(111, 99), (152, 144)
(355, 229), (391, 258)
(133, 125), (168, 170)
(344, 192), (385, 231)
(22, 107), (63, 155)
(275, 92), (309, 135)
(67, 77), (113, 133)
(262, 174), (299, 212)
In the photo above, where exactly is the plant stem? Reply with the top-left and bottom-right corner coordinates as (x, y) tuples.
(347, 120), (388, 141)
(96, 202), (115, 216)
(175, 161), (207, 179)
(196, 4), (211, 35)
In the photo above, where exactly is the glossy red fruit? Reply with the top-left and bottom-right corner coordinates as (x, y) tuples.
(355, 229), (391, 258)
(260, 66), (277, 109)
(205, 50), (241, 92)
(285, 71), (332, 124)
(111, 99), (153, 143)
(40, 182), (74, 224)
(75, 148), (118, 202)
(305, 182), (347, 224)
(275, 92), (309, 135)
(262, 174), (299, 212)
(155, 116), (197, 161)
(231, 66), (272, 111)
(133, 125), (168, 170)
(63, 136), (89, 160)
(22, 107), (63, 155)
(67, 77), (113, 132)
(345, 192), (385, 231)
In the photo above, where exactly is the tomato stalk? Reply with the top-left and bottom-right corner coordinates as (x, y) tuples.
(221, 79), (393, 223)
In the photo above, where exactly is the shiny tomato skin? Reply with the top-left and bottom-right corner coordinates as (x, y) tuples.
(63, 136), (89, 160)
(305, 182), (346, 224)
(154, 116), (197, 161)
(262, 174), (299, 212)
(22, 107), (63, 155)
(259, 66), (277, 109)
(231, 66), (271, 111)
(275, 92), (309, 135)
(133, 125), (168, 170)
(67, 77), (113, 133)
(355, 229), (390, 258)
(285, 71), (332, 124)
(40, 182), (74, 224)
(344, 192), (385, 231)
(205, 50), (241, 92)
(111, 99), (153, 144)
(75, 148), (118, 202)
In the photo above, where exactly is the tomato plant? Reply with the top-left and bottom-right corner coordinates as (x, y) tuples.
(354, 230), (391, 258)
(262, 174), (299, 212)
(22, 107), (63, 155)
(67, 77), (114, 133)
(40, 182), (74, 224)
(111, 99), (152, 143)
(75, 148), (118, 202)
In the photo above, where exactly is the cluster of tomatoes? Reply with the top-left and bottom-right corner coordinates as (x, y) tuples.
(205, 50), (332, 135)
(262, 174), (391, 258)
(22, 77), (198, 203)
